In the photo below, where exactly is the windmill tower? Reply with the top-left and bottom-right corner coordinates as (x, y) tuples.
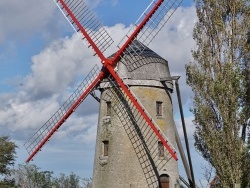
(24, 0), (196, 188)
(92, 41), (179, 188)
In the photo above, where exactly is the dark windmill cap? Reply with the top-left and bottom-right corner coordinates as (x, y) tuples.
(115, 40), (173, 90)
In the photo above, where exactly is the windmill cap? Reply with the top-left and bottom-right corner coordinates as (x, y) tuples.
(114, 40), (173, 90)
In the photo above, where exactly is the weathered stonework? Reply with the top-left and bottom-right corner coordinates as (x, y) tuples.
(92, 43), (179, 188)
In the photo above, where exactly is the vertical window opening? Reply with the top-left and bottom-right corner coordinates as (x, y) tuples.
(156, 101), (163, 116)
(158, 141), (164, 158)
(106, 101), (111, 116)
(159, 174), (170, 188)
(102, 140), (109, 157)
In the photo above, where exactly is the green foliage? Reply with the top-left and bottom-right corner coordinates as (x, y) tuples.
(0, 136), (92, 187)
(82, 178), (92, 188)
(15, 164), (54, 188)
(0, 178), (15, 188)
(53, 172), (81, 188)
(241, 144), (250, 188)
(186, 0), (250, 187)
(13, 163), (91, 188)
(0, 136), (17, 176)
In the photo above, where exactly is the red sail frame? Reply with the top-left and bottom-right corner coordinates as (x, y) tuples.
(26, 0), (178, 162)
(26, 70), (105, 162)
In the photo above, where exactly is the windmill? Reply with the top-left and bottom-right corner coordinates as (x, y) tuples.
(24, 0), (195, 187)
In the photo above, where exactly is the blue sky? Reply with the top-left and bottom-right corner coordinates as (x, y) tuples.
(0, 0), (212, 186)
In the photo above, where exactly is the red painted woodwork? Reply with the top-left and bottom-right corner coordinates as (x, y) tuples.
(26, 70), (105, 162)
(111, 0), (164, 64)
(58, 0), (106, 62)
(25, 0), (179, 162)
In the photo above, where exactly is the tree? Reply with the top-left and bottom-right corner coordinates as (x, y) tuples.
(54, 172), (81, 188)
(14, 164), (54, 188)
(241, 30), (250, 188)
(82, 178), (92, 188)
(186, 0), (250, 187)
(241, 29), (250, 145)
(0, 136), (17, 176)
(14, 163), (84, 188)
(0, 178), (15, 188)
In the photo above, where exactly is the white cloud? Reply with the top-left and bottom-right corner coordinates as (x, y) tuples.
(0, 23), (132, 140)
(54, 113), (98, 145)
(151, 6), (197, 74)
(176, 116), (196, 141)
(149, 6), (197, 106)
(0, 92), (60, 131)
(0, 3), (198, 146)
(21, 23), (133, 100)
(0, 0), (57, 42)
(24, 34), (98, 99)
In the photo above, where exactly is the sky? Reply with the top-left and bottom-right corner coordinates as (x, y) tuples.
(0, 0), (211, 186)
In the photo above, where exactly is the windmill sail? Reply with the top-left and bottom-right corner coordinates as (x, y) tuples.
(117, 0), (183, 70)
(24, 65), (103, 162)
(54, 0), (114, 59)
(25, 0), (181, 168)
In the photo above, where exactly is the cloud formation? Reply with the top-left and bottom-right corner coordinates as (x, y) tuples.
(1, 3), (197, 146)
(0, 3), (198, 179)
(0, 0), (57, 42)
(24, 34), (96, 99)
(150, 6), (197, 108)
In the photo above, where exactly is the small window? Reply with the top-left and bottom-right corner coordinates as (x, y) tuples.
(159, 174), (170, 188)
(158, 141), (165, 158)
(102, 140), (109, 157)
(156, 101), (163, 116)
(106, 101), (111, 116)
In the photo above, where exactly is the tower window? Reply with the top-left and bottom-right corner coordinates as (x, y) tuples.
(159, 174), (170, 188)
(158, 141), (164, 158)
(102, 140), (109, 157)
(106, 101), (111, 116)
(156, 101), (163, 116)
